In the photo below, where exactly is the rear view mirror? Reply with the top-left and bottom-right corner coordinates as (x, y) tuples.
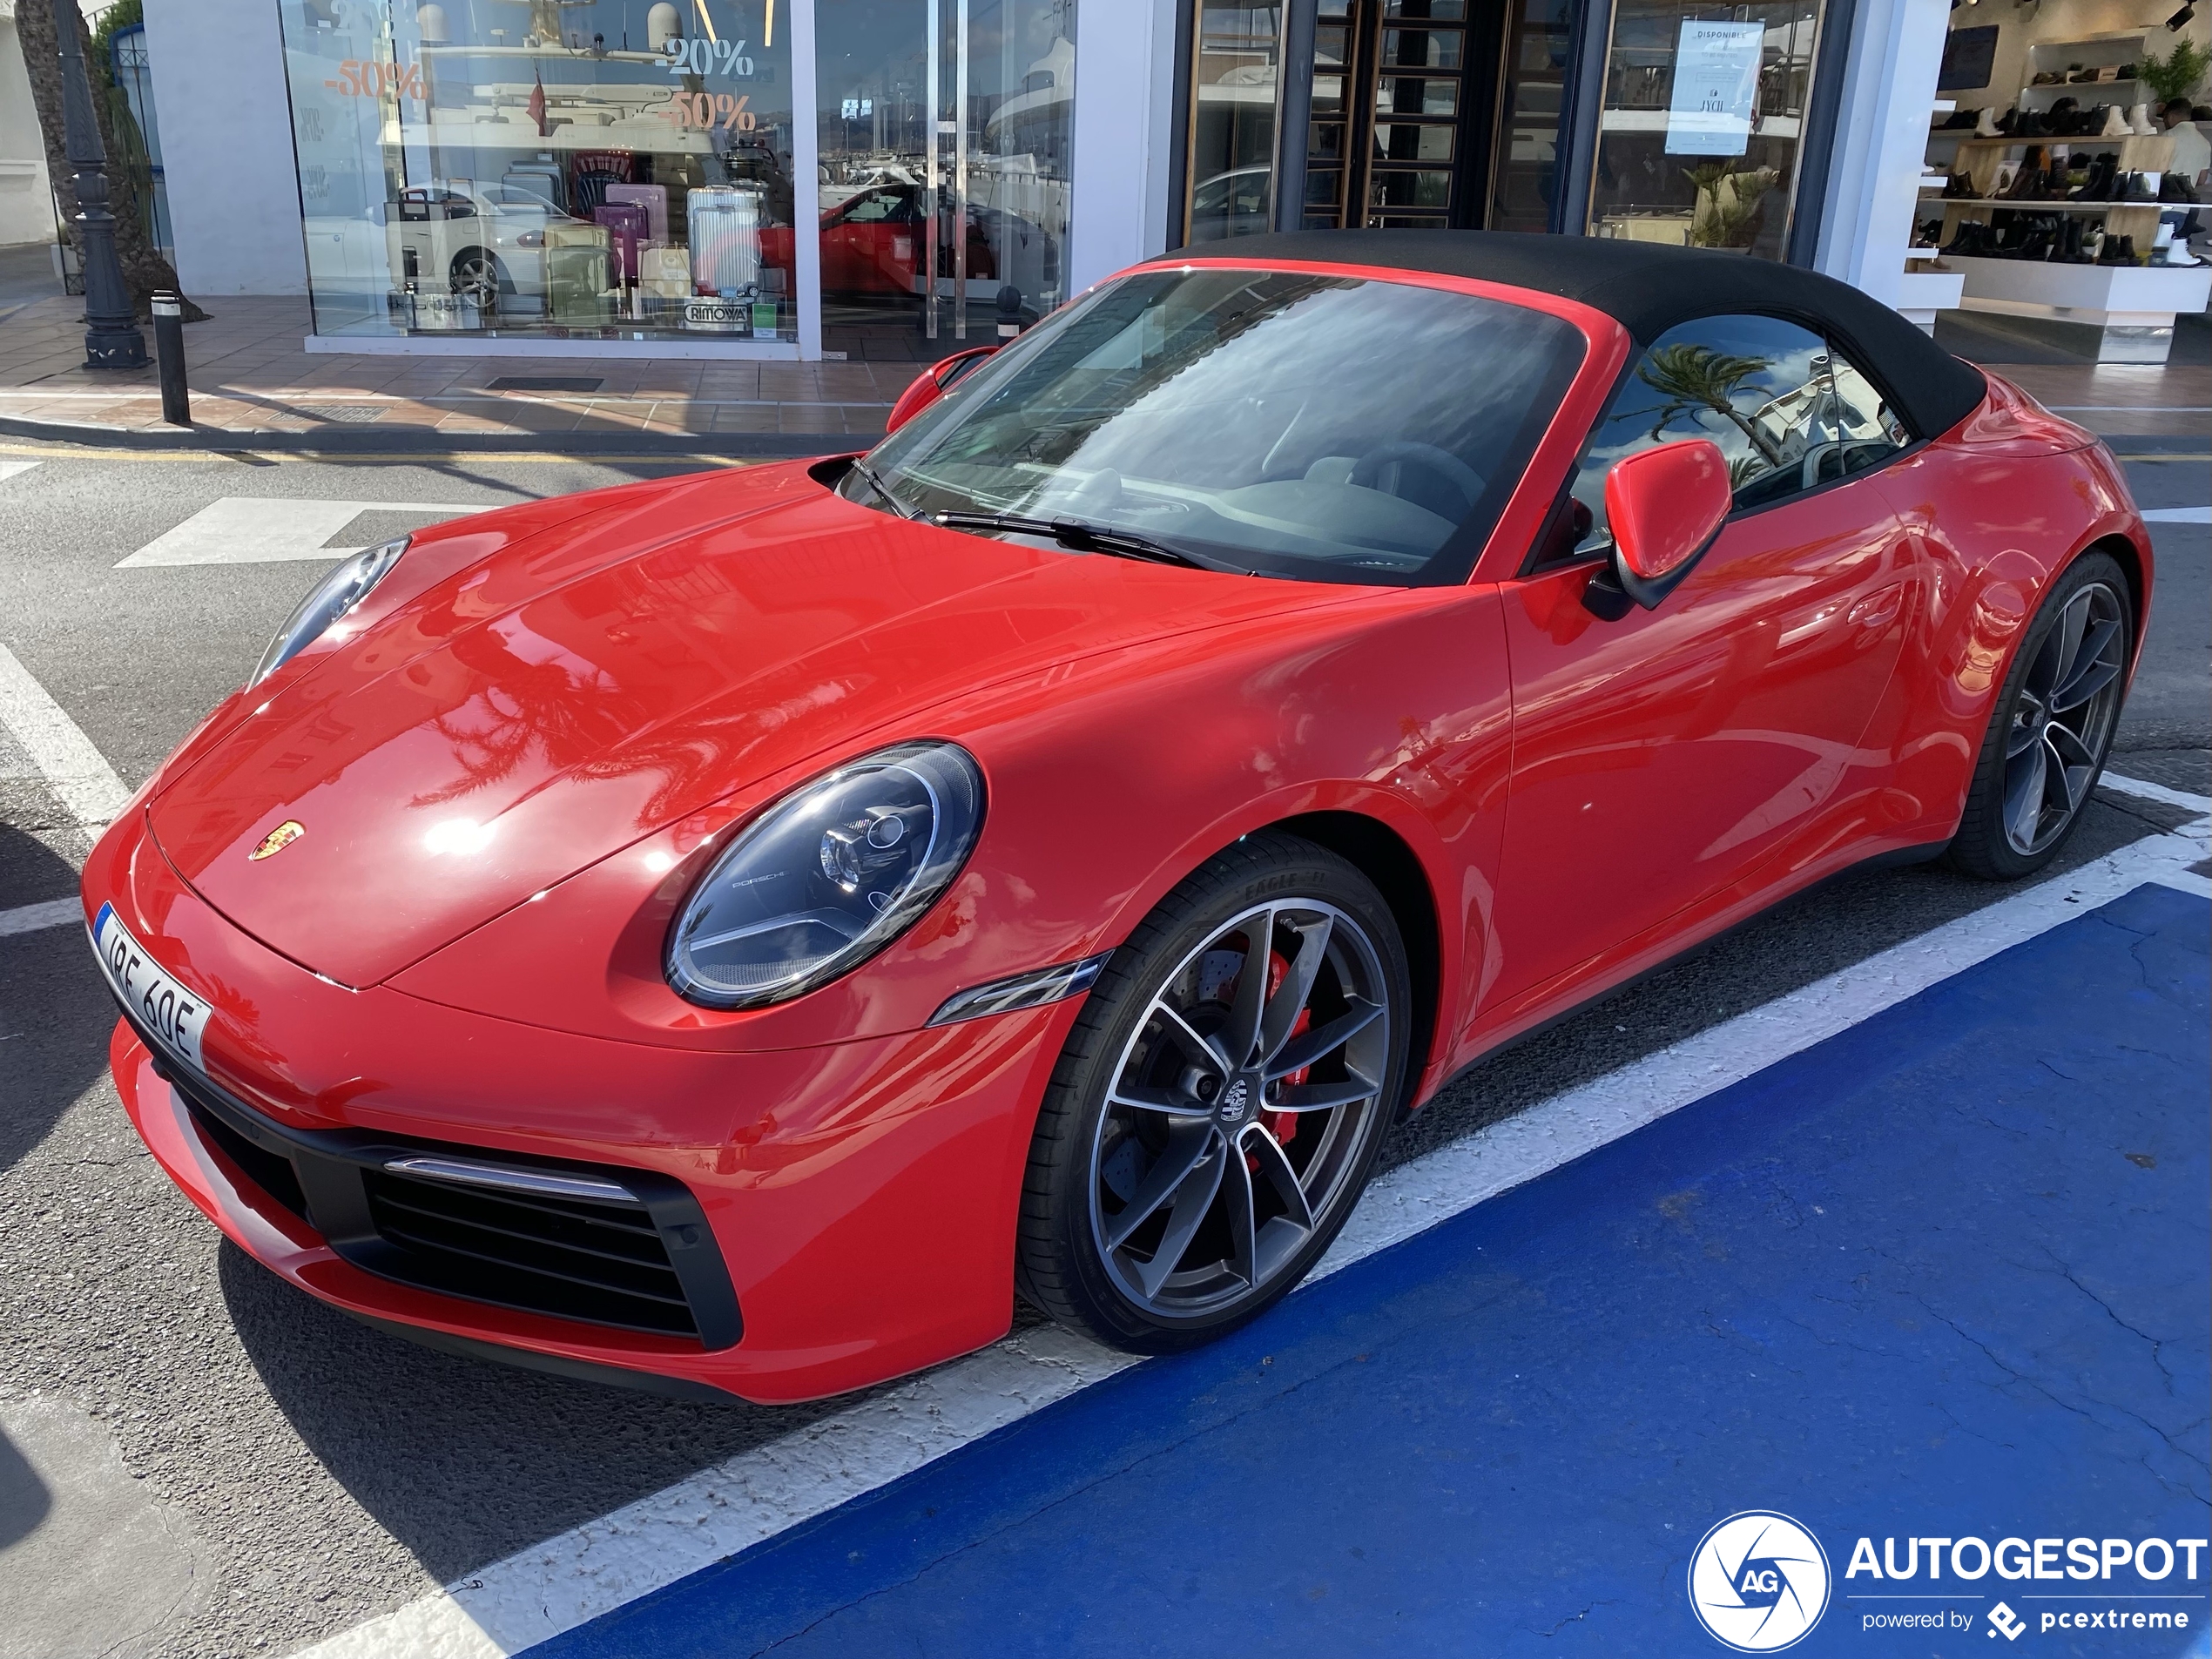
(884, 344), (999, 435)
(1582, 439), (1731, 618)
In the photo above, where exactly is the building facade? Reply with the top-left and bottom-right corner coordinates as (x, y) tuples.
(1, 0), (59, 248)
(135, 0), (1953, 361)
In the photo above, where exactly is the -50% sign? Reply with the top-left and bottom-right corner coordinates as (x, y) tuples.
(324, 57), (427, 99)
(664, 91), (757, 131)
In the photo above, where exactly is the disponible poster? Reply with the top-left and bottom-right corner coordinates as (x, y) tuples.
(1667, 18), (1766, 155)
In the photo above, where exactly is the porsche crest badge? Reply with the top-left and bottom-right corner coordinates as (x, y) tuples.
(248, 820), (305, 861)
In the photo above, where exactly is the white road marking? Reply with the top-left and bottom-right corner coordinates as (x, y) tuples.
(2140, 506), (2211, 524)
(118, 498), (478, 568)
(2099, 770), (2212, 814)
(284, 814), (2211, 1659)
(0, 644), (132, 829)
(0, 898), (81, 937)
(0, 461), (42, 484)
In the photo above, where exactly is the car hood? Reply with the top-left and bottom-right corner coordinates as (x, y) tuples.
(149, 462), (1358, 988)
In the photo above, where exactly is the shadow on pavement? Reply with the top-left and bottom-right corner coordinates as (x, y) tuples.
(0, 1425), (53, 1553)
(0, 824), (105, 1177)
(219, 1241), (862, 1586)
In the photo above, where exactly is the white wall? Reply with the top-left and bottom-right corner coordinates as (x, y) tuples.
(1068, 0), (1178, 293)
(0, 6), (57, 246)
(142, 0), (306, 293)
(1815, 0), (1951, 307)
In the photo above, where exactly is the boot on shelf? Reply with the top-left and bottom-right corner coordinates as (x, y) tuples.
(2101, 104), (2133, 138)
(2122, 171), (2157, 202)
(2058, 217), (2088, 261)
(1943, 171), (1979, 199)
(1976, 105), (2002, 138)
(2129, 103), (2155, 135)
(1939, 219), (1988, 257)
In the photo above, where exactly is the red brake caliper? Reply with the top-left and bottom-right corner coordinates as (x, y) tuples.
(1259, 949), (1309, 1154)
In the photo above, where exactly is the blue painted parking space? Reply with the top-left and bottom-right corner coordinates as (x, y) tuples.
(538, 884), (2210, 1659)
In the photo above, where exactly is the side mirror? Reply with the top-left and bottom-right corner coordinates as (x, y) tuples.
(1582, 439), (1731, 618)
(883, 344), (999, 435)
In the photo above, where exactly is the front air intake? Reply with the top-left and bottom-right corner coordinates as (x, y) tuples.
(360, 1167), (698, 1337)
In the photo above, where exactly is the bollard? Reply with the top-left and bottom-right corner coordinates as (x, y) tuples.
(152, 291), (190, 426)
(995, 284), (1024, 341)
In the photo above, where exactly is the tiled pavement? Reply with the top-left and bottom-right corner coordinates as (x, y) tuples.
(0, 295), (905, 444)
(1, 289), (2208, 448)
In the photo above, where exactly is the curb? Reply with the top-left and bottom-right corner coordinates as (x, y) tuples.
(0, 411), (862, 458)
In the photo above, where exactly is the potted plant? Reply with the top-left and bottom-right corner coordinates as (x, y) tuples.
(2139, 39), (2209, 112)
(1684, 161), (1781, 249)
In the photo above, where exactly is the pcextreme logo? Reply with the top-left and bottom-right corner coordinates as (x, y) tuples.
(1689, 1511), (1833, 1651)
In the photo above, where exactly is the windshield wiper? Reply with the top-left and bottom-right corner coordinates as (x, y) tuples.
(933, 510), (1220, 571)
(848, 457), (917, 519)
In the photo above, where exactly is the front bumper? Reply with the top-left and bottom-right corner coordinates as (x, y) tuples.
(94, 815), (1079, 1404)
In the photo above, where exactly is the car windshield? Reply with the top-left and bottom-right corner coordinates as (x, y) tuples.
(847, 266), (1586, 585)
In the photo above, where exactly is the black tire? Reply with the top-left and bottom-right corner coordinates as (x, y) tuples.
(1946, 549), (2133, 880)
(1016, 832), (1412, 1354)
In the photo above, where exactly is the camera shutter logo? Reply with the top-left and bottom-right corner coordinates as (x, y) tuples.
(1687, 1511), (1831, 1651)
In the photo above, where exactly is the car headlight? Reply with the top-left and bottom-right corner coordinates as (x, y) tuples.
(251, 536), (408, 686)
(665, 741), (985, 1010)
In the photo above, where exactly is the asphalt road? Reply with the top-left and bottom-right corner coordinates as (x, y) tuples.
(0, 439), (2203, 1659)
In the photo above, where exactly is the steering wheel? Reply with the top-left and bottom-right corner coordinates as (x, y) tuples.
(1349, 441), (1487, 522)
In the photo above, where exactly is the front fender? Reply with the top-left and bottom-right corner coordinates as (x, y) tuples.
(390, 583), (1511, 1078)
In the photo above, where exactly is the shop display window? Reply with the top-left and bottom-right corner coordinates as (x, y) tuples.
(814, 0), (1076, 360)
(1584, 0), (1825, 260)
(280, 0), (798, 344)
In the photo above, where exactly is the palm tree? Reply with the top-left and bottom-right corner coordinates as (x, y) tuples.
(11, 0), (201, 320)
(1634, 342), (1785, 468)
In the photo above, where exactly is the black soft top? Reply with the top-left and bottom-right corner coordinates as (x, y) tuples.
(1184, 230), (1988, 441)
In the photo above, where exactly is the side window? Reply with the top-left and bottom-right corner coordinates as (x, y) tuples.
(1566, 314), (1844, 552)
(1827, 346), (1912, 478)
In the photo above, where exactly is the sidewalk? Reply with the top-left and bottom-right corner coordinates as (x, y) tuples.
(0, 294), (907, 453)
(1, 290), (2207, 454)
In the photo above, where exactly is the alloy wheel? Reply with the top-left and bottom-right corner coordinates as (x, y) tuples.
(2003, 580), (2126, 856)
(450, 253), (499, 311)
(1087, 899), (1390, 1318)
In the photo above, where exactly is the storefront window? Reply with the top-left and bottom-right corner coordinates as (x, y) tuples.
(280, 0), (798, 345)
(1184, 3), (1283, 242)
(1489, 0), (1574, 232)
(1584, 0), (1824, 260)
(814, 0), (1076, 360)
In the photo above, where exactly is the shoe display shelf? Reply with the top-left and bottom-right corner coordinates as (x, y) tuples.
(1943, 255), (2210, 361)
(1929, 132), (2173, 200)
(2014, 32), (2149, 111)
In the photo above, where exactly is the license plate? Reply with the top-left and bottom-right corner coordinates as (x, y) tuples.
(91, 901), (210, 1072)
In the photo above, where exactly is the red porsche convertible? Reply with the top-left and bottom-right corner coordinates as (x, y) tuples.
(85, 233), (2150, 1404)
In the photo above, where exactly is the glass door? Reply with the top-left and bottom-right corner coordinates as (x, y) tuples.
(814, 0), (1075, 360)
(1292, 0), (1501, 231)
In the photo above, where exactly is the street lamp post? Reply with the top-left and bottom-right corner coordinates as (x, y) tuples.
(57, 11), (146, 370)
